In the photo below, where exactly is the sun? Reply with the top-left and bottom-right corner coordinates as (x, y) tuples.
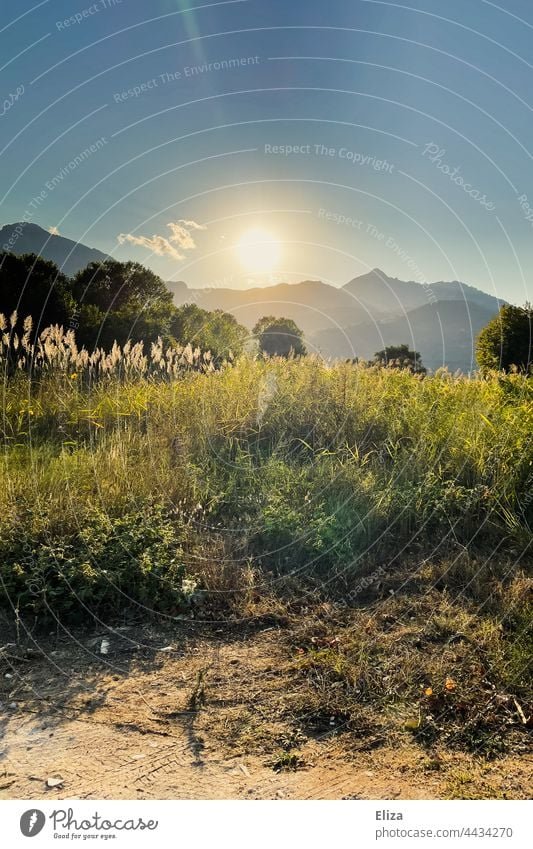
(235, 227), (282, 273)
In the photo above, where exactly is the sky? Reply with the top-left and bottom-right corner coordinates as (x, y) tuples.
(1, 0), (533, 303)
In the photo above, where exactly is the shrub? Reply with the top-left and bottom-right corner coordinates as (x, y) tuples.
(0, 503), (188, 623)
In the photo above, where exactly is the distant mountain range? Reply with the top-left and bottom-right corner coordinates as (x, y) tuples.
(171, 268), (504, 371)
(1, 222), (504, 371)
(169, 277), (392, 336)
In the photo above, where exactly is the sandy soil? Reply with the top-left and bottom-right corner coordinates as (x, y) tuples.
(0, 626), (531, 800)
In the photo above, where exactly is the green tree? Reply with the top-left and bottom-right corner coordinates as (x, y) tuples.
(170, 303), (248, 361)
(72, 259), (175, 350)
(0, 251), (74, 338)
(476, 304), (532, 373)
(253, 315), (307, 358)
(374, 344), (426, 373)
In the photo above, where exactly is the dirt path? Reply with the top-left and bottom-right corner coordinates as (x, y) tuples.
(0, 627), (530, 800)
(0, 712), (439, 800)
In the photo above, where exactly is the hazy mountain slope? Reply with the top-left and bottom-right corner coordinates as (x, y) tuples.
(311, 300), (497, 371)
(0, 223), (110, 277)
(170, 279), (391, 336)
(344, 268), (503, 316)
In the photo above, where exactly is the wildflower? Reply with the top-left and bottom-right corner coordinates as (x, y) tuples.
(445, 677), (457, 691)
(70, 373), (78, 379)
(424, 687), (433, 697)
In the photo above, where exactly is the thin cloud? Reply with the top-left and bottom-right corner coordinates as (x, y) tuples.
(117, 219), (206, 260)
(167, 219), (206, 250)
(117, 233), (185, 260)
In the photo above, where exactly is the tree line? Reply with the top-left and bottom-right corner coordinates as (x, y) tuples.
(0, 251), (531, 371)
(0, 252), (310, 362)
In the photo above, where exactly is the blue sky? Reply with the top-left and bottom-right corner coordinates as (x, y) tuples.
(1, 0), (533, 302)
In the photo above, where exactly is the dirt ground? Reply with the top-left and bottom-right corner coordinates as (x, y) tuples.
(0, 624), (531, 800)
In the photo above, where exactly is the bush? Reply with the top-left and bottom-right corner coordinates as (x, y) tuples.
(0, 503), (188, 623)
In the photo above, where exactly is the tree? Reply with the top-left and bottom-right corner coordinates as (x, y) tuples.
(0, 252), (74, 338)
(253, 315), (307, 358)
(374, 344), (426, 373)
(72, 259), (175, 350)
(476, 304), (532, 373)
(170, 303), (248, 361)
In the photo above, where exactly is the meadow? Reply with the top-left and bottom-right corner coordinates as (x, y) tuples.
(1, 319), (532, 767)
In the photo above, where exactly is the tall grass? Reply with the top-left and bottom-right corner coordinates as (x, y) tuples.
(0, 321), (531, 624)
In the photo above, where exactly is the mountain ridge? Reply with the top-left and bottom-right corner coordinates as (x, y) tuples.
(0, 222), (110, 278)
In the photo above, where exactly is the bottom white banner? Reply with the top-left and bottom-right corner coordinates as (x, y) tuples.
(1, 800), (531, 848)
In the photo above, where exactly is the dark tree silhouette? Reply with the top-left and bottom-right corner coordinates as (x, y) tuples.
(253, 315), (307, 358)
(0, 251), (73, 338)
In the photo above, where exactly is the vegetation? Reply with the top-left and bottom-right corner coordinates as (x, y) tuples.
(0, 321), (530, 623)
(253, 315), (307, 357)
(476, 304), (532, 374)
(170, 303), (248, 362)
(71, 259), (176, 350)
(0, 298), (531, 762)
(374, 343), (426, 373)
(0, 252), (74, 339)
(0, 252), (247, 357)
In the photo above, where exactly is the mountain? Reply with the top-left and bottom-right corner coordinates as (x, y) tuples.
(0, 222), (110, 277)
(344, 268), (503, 315)
(169, 279), (391, 337)
(311, 300), (498, 372)
(169, 270), (503, 368)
